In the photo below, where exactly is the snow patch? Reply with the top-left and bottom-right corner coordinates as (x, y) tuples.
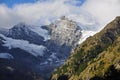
(0, 34), (46, 57)
(50, 52), (57, 59)
(0, 53), (14, 59)
(29, 26), (50, 41)
(79, 30), (96, 44)
(40, 61), (48, 65)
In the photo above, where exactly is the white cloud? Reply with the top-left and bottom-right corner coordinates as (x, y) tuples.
(81, 0), (120, 29)
(0, 0), (119, 31)
(0, 0), (70, 28)
(0, 4), (21, 28)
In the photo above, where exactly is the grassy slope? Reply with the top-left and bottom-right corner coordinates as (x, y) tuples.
(79, 37), (120, 80)
(51, 16), (120, 80)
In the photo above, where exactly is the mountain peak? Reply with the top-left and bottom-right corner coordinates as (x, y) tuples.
(55, 16), (79, 30)
(49, 16), (82, 46)
(59, 16), (70, 21)
(60, 16), (67, 20)
(13, 22), (30, 29)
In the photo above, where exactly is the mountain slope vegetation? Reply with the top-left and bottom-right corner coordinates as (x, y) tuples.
(51, 16), (120, 80)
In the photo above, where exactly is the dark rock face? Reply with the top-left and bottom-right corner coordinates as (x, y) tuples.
(90, 65), (120, 80)
(0, 17), (82, 80)
(0, 58), (44, 80)
(57, 75), (68, 80)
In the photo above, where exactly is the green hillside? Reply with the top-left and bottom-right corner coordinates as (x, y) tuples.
(51, 16), (120, 80)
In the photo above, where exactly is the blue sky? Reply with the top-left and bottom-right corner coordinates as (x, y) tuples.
(0, 0), (85, 7)
(0, 0), (36, 7)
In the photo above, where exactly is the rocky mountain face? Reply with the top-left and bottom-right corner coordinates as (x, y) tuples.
(51, 16), (120, 80)
(49, 16), (81, 47)
(3, 23), (45, 45)
(0, 17), (82, 80)
(45, 16), (82, 60)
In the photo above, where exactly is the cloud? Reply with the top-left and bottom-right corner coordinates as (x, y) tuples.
(0, 4), (20, 28)
(0, 0), (119, 30)
(81, 0), (120, 29)
(0, 0), (71, 28)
